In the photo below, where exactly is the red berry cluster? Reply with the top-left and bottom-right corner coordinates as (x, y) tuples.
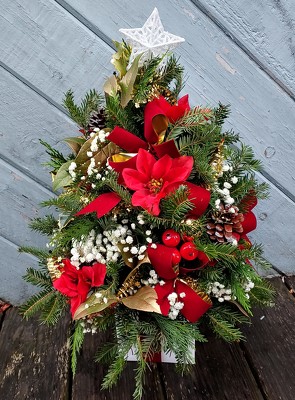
(161, 229), (199, 265)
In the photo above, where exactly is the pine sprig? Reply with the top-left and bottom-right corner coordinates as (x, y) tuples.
(63, 89), (102, 130)
(41, 292), (66, 325)
(20, 289), (56, 319)
(71, 322), (85, 374)
(207, 308), (245, 342)
(19, 246), (49, 263)
(29, 215), (59, 236)
(23, 268), (52, 289)
(40, 139), (68, 172)
(161, 185), (194, 221)
(213, 102), (231, 126)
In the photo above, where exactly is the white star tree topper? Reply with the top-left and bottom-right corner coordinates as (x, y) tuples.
(119, 8), (185, 66)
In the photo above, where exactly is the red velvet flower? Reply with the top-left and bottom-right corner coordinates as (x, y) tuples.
(53, 259), (106, 316)
(147, 244), (212, 322)
(122, 148), (193, 216)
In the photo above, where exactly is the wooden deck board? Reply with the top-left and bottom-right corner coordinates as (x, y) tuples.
(240, 277), (295, 400)
(0, 308), (70, 400)
(0, 277), (294, 399)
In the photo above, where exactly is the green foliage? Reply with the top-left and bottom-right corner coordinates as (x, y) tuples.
(105, 171), (132, 204)
(23, 268), (52, 289)
(20, 289), (56, 320)
(207, 307), (246, 342)
(41, 191), (82, 214)
(40, 139), (68, 173)
(249, 279), (275, 307)
(19, 246), (49, 263)
(161, 185), (194, 221)
(105, 93), (138, 133)
(29, 215), (58, 236)
(63, 89), (102, 130)
(213, 102), (231, 126)
(71, 322), (85, 374)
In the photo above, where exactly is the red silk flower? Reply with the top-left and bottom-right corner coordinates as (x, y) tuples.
(107, 95), (190, 181)
(122, 148), (193, 216)
(53, 259), (106, 316)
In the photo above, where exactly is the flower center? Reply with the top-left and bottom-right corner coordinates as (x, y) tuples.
(146, 178), (164, 194)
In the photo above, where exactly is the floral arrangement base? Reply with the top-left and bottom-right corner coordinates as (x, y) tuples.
(126, 343), (195, 363)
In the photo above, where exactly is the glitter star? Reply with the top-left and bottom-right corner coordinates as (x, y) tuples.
(119, 8), (185, 66)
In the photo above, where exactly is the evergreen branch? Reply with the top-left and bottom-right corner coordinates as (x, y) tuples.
(40, 139), (68, 172)
(161, 185), (194, 221)
(71, 322), (85, 375)
(29, 215), (59, 236)
(41, 293), (66, 325)
(249, 279), (275, 306)
(106, 94), (137, 133)
(95, 342), (119, 365)
(213, 102), (231, 126)
(41, 191), (82, 213)
(19, 246), (49, 263)
(105, 172), (132, 204)
(23, 268), (52, 289)
(63, 89), (102, 130)
(19, 289), (56, 319)
(207, 308), (245, 342)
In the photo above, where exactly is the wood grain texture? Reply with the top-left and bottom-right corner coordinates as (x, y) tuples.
(194, 0), (295, 96)
(72, 330), (166, 400)
(0, 308), (70, 400)
(0, 0), (113, 105)
(65, 0), (295, 198)
(0, 66), (75, 186)
(241, 277), (295, 400)
(0, 236), (40, 305)
(161, 336), (264, 400)
(0, 158), (50, 248)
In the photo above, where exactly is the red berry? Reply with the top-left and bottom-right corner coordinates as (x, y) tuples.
(162, 229), (181, 247)
(180, 242), (198, 260)
(171, 248), (181, 265)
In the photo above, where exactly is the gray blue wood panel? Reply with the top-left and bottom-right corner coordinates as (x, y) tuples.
(0, 0), (294, 303)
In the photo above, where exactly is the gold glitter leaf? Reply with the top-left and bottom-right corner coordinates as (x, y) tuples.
(121, 286), (161, 313)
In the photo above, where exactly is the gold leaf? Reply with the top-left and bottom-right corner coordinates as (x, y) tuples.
(103, 74), (118, 96)
(119, 54), (141, 108)
(152, 114), (168, 143)
(121, 286), (161, 314)
(64, 137), (86, 155)
(73, 291), (117, 320)
(78, 141), (120, 174)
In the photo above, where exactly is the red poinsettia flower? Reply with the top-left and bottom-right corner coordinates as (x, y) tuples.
(122, 148), (193, 216)
(53, 259), (106, 316)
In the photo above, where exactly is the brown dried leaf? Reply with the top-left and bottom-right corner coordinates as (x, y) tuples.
(78, 141), (120, 174)
(121, 286), (161, 314)
(73, 292), (117, 320)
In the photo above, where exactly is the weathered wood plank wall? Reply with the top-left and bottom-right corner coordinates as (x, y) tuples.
(1, 0), (294, 304)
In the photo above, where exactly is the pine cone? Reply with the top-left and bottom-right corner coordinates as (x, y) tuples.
(206, 203), (244, 243)
(88, 108), (106, 131)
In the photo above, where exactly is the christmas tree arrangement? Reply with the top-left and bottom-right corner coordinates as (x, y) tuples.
(21, 9), (274, 399)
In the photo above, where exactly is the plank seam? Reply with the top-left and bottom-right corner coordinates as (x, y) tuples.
(54, 0), (116, 50)
(239, 341), (269, 400)
(0, 61), (70, 118)
(190, 0), (295, 102)
(0, 234), (38, 261)
(0, 153), (55, 196)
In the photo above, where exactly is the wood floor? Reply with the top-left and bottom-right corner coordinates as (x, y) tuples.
(0, 276), (294, 400)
